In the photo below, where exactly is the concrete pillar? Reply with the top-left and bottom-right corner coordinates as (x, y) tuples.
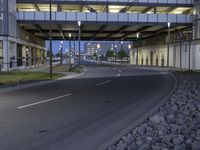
(22, 45), (26, 68)
(9, 42), (17, 69)
(3, 40), (10, 71)
(129, 50), (134, 65)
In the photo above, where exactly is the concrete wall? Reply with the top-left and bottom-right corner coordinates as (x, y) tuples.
(130, 40), (200, 70)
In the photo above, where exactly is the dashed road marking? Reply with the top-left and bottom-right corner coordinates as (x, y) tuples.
(96, 80), (111, 87)
(116, 74), (121, 77)
(17, 93), (72, 109)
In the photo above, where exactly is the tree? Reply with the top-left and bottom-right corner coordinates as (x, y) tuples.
(106, 50), (114, 58)
(56, 53), (61, 58)
(117, 50), (128, 64)
(93, 53), (98, 60)
(47, 50), (53, 57)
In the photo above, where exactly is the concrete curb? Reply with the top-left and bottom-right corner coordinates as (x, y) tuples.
(0, 68), (87, 94)
(97, 70), (179, 150)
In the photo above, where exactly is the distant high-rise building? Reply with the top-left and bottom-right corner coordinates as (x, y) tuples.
(84, 42), (132, 56)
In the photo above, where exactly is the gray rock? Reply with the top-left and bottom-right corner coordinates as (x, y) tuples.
(174, 144), (187, 150)
(149, 115), (165, 124)
(122, 133), (134, 145)
(135, 138), (143, 147)
(116, 140), (127, 150)
(192, 140), (200, 150)
(161, 135), (173, 144)
(136, 126), (146, 136)
(166, 114), (176, 123)
(129, 142), (137, 150)
(172, 135), (184, 145)
(138, 143), (150, 150)
(185, 138), (193, 145)
(145, 136), (152, 142)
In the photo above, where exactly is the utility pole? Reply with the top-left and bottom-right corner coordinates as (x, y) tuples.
(78, 21), (81, 66)
(49, 0), (52, 78)
(167, 22), (171, 67)
(136, 33), (139, 65)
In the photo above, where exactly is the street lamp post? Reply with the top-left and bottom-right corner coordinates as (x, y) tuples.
(60, 41), (63, 65)
(128, 44), (131, 63)
(136, 33), (139, 65)
(120, 41), (123, 64)
(114, 44), (117, 64)
(167, 22), (171, 67)
(49, 0), (53, 78)
(97, 44), (100, 63)
(69, 33), (72, 65)
(188, 30), (192, 70)
(78, 21), (81, 66)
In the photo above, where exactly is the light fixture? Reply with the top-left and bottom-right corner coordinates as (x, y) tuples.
(78, 20), (81, 27)
(168, 22), (171, 28)
(136, 33), (140, 39)
(97, 44), (100, 49)
(128, 44), (131, 49)
(69, 33), (72, 38)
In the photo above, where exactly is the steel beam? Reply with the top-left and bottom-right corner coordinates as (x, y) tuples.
(90, 25), (107, 41)
(32, 3), (40, 11)
(33, 24), (49, 39)
(58, 25), (66, 40)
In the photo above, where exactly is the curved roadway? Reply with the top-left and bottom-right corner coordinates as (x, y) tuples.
(0, 64), (175, 150)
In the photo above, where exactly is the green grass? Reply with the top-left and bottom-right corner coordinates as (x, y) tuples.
(53, 65), (83, 73)
(0, 71), (63, 85)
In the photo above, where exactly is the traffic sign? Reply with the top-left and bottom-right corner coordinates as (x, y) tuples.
(175, 31), (185, 41)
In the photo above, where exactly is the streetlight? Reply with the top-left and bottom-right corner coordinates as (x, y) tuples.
(120, 41), (124, 64)
(49, 0), (53, 78)
(188, 30), (192, 70)
(78, 20), (81, 66)
(69, 33), (72, 65)
(136, 33), (139, 65)
(60, 41), (63, 65)
(114, 44), (117, 64)
(97, 44), (100, 63)
(167, 22), (171, 67)
(128, 44), (131, 49)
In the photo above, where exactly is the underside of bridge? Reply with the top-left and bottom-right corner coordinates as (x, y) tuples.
(18, 23), (191, 41)
(17, 1), (193, 41)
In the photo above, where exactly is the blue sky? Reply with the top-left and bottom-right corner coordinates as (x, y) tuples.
(45, 40), (85, 54)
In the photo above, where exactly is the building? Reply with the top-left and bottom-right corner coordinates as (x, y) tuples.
(84, 41), (132, 57)
(0, 0), (46, 71)
(1, 0), (200, 70)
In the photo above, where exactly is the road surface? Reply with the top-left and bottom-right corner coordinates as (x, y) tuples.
(0, 65), (175, 150)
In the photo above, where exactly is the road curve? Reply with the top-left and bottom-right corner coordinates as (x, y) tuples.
(0, 65), (175, 150)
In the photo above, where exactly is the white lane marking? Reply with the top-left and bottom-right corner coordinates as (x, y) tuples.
(118, 70), (122, 73)
(96, 80), (111, 87)
(116, 74), (121, 77)
(17, 93), (72, 109)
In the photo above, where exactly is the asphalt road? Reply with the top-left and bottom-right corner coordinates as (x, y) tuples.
(0, 64), (175, 150)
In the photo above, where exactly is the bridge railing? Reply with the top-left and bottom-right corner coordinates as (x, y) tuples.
(28, 0), (192, 5)
(17, 12), (192, 24)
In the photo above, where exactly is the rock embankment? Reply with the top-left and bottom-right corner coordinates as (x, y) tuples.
(108, 72), (200, 150)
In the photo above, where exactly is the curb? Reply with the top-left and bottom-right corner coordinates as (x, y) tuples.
(97, 70), (179, 150)
(0, 68), (87, 94)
